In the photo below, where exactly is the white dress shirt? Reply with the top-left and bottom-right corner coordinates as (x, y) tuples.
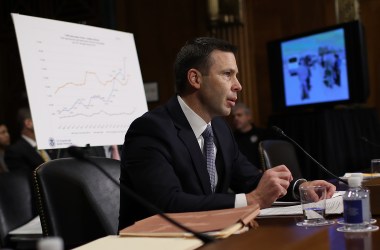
(177, 96), (247, 208)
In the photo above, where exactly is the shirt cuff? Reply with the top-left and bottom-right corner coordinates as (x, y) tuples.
(292, 178), (308, 200)
(235, 193), (248, 208)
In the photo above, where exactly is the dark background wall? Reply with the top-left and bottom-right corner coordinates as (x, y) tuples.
(0, 0), (210, 140)
(1, 0), (380, 179)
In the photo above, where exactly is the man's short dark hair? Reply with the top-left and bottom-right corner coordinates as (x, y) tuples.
(17, 107), (31, 129)
(174, 37), (237, 94)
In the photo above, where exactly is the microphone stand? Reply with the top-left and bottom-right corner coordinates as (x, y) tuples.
(272, 126), (348, 185)
(67, 146), (215, 244)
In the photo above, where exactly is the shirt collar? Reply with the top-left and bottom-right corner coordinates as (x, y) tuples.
(177, 95), (209, 139)
(22, 134), (37, 148)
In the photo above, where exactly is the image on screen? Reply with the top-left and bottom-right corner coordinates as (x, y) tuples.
(281, 28), (349, 107)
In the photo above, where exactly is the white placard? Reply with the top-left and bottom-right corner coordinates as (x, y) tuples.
(12, 14), (148, 149)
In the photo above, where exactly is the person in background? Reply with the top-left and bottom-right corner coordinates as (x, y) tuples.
(5, 107), (56, 216)
(5, 107), (56, 177)
(0, 120), (11, 173)
(87, 145), (121, 160)
(118, 37), (336, 229)
(102, 145), (121, 160)
(61, 145), (122, 160)
(231, 103), (269, 167)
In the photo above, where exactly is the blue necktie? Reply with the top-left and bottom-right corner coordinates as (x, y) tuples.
(202, 125), (217, 192)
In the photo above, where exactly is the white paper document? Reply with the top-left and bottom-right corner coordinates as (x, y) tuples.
(73, 236), (203, 250)
(272, 201), (300, 206)
(258, 191), (344, 217)
(8, 216), (43, 235)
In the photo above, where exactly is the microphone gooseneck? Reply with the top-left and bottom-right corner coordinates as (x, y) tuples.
(271, 126), (348, 185)
(67, 146), (215, 244)
(360, 136), (380, 148)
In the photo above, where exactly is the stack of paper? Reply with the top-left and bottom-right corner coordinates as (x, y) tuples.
(73, 236), (203, 250)
(258, 192), (344, 217)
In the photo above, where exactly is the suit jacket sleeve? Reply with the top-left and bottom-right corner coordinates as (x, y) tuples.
(4, 139), (44, 174)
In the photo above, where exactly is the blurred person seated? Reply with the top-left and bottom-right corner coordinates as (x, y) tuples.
(100, 145), (122, 160)
(60, 145), (122, 160)
(5, 107), (57, 177)
(0, 120), (11, 173)
(231, 103), (270, 166)
(4, 107), (58, 216)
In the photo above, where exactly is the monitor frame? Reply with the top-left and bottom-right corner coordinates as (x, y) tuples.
(267, 20), (369, 113)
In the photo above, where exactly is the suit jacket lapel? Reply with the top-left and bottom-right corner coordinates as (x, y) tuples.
(20, 138), (45, 164)
(166, 97), (212, 194)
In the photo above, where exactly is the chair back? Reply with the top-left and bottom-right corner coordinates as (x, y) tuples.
(33, 157), (120, 249)
(0, 172), (35, 248)
(259, 140), (303, 179)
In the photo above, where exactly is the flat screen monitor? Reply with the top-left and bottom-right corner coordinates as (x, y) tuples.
(267, 20), (369, 113)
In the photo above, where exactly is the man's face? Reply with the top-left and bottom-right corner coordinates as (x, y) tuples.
(232, 108), (251, 131)
(0, 125), (10, 148)
(198, 50), (242, 120)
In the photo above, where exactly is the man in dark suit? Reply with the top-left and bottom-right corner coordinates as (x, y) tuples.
(0, 120), (10, 173)
(231, 102), (270, 166)
(5, 107), (55, 177)
(118, 37), (336, 229)
(5, 107), (56, 215)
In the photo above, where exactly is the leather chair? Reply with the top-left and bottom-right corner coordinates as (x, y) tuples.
(33, 157), (120, 249)
(0, 172), (36, 248)
(258, 140), (303, 180)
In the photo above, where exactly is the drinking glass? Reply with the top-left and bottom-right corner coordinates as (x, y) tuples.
(296, 185), (334, 227)
(371, 159), (380, 178)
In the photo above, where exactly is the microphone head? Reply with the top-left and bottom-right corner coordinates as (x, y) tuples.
(359, 136), (380, 148)
(271, 126), (285, 136)
(360, 136), (369, 143)
(67, 146), (86, 160)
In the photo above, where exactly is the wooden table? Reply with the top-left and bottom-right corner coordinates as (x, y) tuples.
(198, 216), (380, 250)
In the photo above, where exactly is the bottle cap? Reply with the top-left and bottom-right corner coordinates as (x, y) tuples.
(348, 176), (362, 187)
(350, 173), (364, 183)
(37, 237), (64, 250)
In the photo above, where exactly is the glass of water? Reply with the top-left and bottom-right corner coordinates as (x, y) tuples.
(297, 185), (334, 227)
(371, 159), (380, 178)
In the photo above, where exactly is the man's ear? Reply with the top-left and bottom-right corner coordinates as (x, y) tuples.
(187, 69), (202, 90)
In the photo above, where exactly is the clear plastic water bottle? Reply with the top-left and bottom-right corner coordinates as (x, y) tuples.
(342, 176), (371, 230)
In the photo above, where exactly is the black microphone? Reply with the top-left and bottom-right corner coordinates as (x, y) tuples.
(360, 136), (380, 148)
(67, 146), (215, 244)
(271, 126), (348, 185)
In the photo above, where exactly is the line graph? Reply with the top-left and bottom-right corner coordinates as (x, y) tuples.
(58, 109), (137, 119)
(52, 57), (132, 118)
(54, 57), (130, 95)
(12, 14), (148, 149)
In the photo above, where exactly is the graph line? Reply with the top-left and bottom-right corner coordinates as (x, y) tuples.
(56, 81), (119, 115)
(58, 108), (136, 119)
(54, 58), (129, 94)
